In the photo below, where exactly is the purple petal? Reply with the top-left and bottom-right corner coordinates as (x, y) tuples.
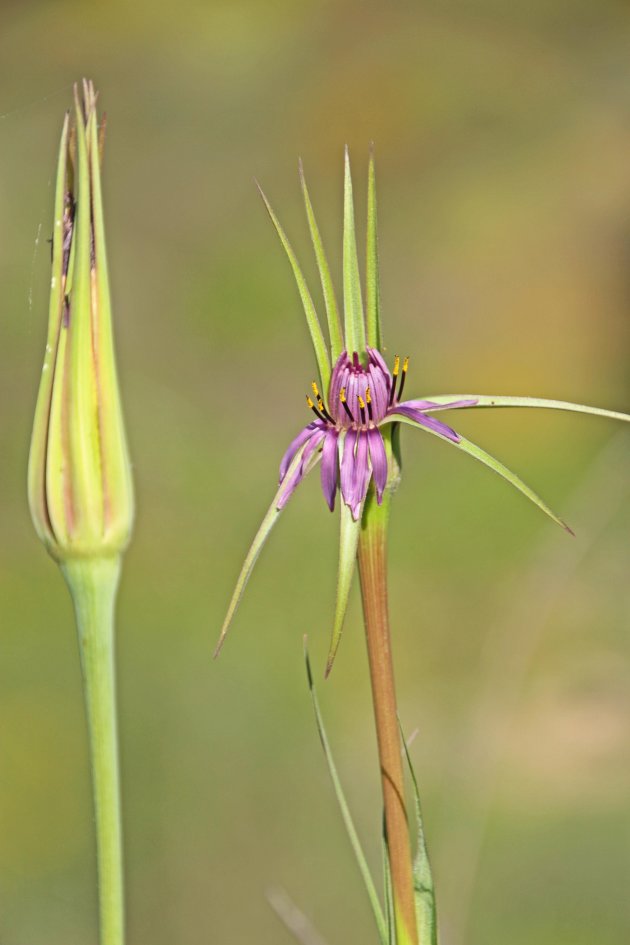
(340, 429), (369, 518)
(347, 430), (370, 520)
(277, 429), (325, 510)
(279, 421), (325, 482)
(400, 398), (479, 413)
(368, 362), (389, 419)
(340, 429), (356, 505)
(320, 429), (339, 511)
(328, 352), (351, 420)
(367, 346), (391, 376)
(391, 404), (460, 442)
(367, 428), (388, 502)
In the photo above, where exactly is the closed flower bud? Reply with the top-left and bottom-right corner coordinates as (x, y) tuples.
(28, 81), (133, 562)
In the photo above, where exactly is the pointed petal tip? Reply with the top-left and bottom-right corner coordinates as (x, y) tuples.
(564, 522), (576, 537)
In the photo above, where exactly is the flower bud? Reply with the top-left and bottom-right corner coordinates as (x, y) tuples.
(28, 81), (133, 561)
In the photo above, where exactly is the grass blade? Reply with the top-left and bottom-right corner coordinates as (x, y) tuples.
(417, 394), (630, 424)
(325, 456), (362, 677)
(366, 146), (381, 350)
(305, 643), (388, 945)
(343, 148), (366, 359)
(382, 413), (573, 533)
(258, 183), (331, 392)
(215, 442), (321, 657)
(299, 160), (344, 363)
(400, 731), (438, 945)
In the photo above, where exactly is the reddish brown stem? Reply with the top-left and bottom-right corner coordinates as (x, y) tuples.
(358, 495), (418, 945)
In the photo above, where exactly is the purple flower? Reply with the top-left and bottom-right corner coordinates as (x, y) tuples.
(216, 149), (630, 663)
(278, 348), (475, 520)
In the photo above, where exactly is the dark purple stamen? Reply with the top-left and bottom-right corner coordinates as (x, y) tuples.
(397, 358), (408, 401)
(306, 396), (327, 422)
(358, 397), (366, 425)
(318, 400), (335, 424)
(340, 390), (354, 422)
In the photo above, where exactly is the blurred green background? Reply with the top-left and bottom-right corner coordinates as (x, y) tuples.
(1, 1), (630, 943)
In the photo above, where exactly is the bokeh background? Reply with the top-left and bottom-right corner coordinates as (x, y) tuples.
(1, 2), (630, 943)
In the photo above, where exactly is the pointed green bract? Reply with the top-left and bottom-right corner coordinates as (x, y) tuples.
(28, 112), (70, 549)
(383, 414), (572, 533)
(299, 161), (344, 364)
(343, 148), (366, 360)
(258, 184), (331, 393)
(304, 644), (388, 945)
(366, 148), (381, 350)
(417, 394), (630, 424)
(85, 84), (134, 548)
(69, 84), (103, 543)
(215, 443), (321, 657)
(325, 438), (362, 677)
(400, 731), (438, 945)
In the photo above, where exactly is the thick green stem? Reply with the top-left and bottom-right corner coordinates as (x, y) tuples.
(62, 556), (124, 945)
(358, 485), (418, 945)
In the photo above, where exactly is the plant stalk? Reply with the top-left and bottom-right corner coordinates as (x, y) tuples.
(62, 556), (125, 945)
(358, 486), (418, 945)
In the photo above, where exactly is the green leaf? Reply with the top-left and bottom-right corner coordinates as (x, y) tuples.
(343, 147), (366, 360)
(417, 394), (630, 424)
(299, 160), (344, 364)
(365, 146), (381, 350)
(325, 440), (362, 676)
(382, 413), (573, 533)
(381, 821), (396, 945)
(258, 184), (331, 393)
(215, 442), (321, 657)
(400, 731), (438, 945)
(304, 643), (388, 945)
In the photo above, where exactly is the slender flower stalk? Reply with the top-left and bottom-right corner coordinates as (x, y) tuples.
(28, 82), (133, 945)
(358, 452), (418, 945)
(218, 148), (630, 943)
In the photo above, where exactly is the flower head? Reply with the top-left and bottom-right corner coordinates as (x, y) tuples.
(217, 148), (630, 669)
(28, 81), (133, 562)
(279, 347), (474, 520)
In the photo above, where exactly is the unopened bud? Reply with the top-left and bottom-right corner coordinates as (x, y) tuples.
(28, 81), (133, 561)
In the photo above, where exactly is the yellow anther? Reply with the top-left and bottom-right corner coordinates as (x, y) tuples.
(357, 395), (366, 410)
(392, 355), (400, 377)
(366, 387), (372, 404)
(311, 381), (320, 398)
(340, 387), (347, 403)
(402, 356), (409, 374)
(306, 395), (315, 409)
(317, 396), (326, 412)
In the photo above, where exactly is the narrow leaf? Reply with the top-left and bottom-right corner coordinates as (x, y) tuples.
(400, 731), (438, 945)
(417, 394), (630, 424)
(343, 147), (366, 359)
(381, 819), (396, 945)
(299, 160), (344, 363)
(215, 443), (321, 657)
(305, 644), (388, 945)
(325, 440), (362, 676)
(258, 184), (331, 393)
(365, 146), (381, 350)
(382, 413), (573, 533)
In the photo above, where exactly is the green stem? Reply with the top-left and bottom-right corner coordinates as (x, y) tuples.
(358, 477), (419, 945)
(62, 556), (124, 945)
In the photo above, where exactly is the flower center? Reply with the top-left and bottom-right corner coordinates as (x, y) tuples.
(305, 348), (409, 430)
